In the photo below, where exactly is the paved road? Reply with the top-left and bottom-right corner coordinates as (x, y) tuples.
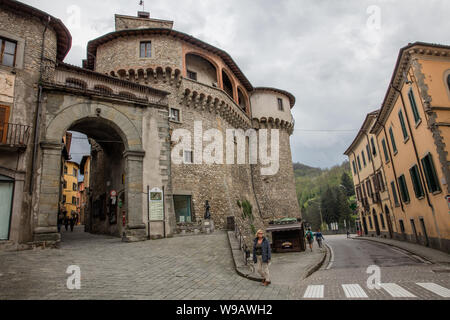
(0, 227), (297, 300)
(297, 235), (450, 300)
(0, 230), (448, 300)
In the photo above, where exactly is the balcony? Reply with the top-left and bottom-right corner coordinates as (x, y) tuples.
(44, 63), (169, 107)
(0, 123), (31, 149)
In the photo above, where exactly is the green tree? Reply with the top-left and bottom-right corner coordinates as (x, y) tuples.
(341, 171), (355, 197)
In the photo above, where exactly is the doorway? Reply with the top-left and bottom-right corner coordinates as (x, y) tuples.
(410, 219), (419, 243)
(419, 218), (429, 247)
(173, 195), (192, 223)
(362, 216), (368, 235)
(384, 205), (393, 238)
(0, 174), (13, 240)
(372, 209), (381, 236)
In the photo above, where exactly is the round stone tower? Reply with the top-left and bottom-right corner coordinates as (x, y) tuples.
(249, 88), (300, 222)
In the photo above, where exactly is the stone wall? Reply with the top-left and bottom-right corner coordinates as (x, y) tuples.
(0, 5), (58, 243)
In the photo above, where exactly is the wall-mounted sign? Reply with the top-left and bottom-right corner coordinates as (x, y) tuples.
(149, 187), (164, 221)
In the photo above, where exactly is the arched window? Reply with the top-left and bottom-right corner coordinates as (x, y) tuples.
(94, 85), (113, 95)
(237, 87), (248, 112)
(222, 70), (234, 99)
(65, 78), (87, 89)
(118, 91), (137, 100)
(185, 53), (218, 86)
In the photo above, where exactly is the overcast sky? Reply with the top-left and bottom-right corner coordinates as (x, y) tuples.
(22, 0), (450, 168)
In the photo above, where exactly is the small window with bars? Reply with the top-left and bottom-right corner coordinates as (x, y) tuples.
(187, 70), (197, 81)
(184, 150), (193, 164)
(170, 108), (180, 122)
(277, 98), (284, 111)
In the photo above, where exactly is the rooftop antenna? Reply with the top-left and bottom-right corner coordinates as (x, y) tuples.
(139, 0), (145, 11)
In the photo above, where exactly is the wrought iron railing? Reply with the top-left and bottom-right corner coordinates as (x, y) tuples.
(234, 223), (251, 266)
(0, 123), (31, 147)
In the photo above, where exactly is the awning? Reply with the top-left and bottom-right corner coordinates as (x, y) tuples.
(266, 223), (303, 232)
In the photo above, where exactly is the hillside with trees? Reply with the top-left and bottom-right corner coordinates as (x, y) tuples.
(294, 161), (357, 232)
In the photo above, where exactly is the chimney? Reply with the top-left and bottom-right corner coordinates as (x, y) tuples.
(137, 11), (150, 19)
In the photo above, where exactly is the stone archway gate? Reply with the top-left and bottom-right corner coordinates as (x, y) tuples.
(32, 64), (170, 243)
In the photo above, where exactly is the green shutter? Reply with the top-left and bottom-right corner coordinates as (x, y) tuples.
(391, 181), (399, 205)
(398, 175), (410, 203)
(408, 89), (421, 124)
(409, 165), (424, 198)
(398, 110), (409, 140)
(389, 128), (397, 153)
(382, 139), (389, 162)
(421, 153), (441, 193)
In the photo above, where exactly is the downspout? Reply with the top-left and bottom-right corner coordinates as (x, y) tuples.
(391, 83), (441, 246)
(29, 16), (51, 195)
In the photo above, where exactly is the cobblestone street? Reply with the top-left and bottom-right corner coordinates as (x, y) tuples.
(0, 228), (296, 300)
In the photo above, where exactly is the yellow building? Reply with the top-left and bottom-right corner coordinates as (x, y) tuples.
(346, 42), (450, 253)
(62, 161), (80, 218)
(345, 111), (395, 239)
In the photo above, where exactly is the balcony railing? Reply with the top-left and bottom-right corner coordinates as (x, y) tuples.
(46, 65), (169, 106)
(0, 123), (31, 148)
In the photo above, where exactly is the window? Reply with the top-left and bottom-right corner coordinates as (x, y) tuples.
(352, 160), (357, 175)
(184, 150), (193, 164)
(398, 110), (409, 140)
(187, 70), (197, 81)
(398, 174), (410, 203)
(73, 183), (77, 191)
(366, 179), (373, 198)
(277, 98), (284, 111)
(421, 153), (441, 193)
(370, 137), (377, 156)
(409, 164), (424, 198)
(173, 195), (192, 223)
(73, 168), (77, 177)
(391, 181), (400, 206)
(408, 89), (421, 124)
(366, 144), (372, 162)
(368, 216), (373, 229)
(382, 138), (389, 162)
(0, 37), (17, 67)
(362, 151), (366, 167)
(170, 108), (180, 122)
(63, 180), (67, 189)
(64, 165), (68, 174)
(63, 195), (66, 203)
(140, 41), (151, 58)
(72, 196), (76, 205)
(389, 127), (397, 154)
(357, 156), (362, 170)
(377, 172), (385, 192)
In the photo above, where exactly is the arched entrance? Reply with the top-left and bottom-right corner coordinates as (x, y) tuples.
(372, 209), (381, 236)
(34, 102), (147, 243)
(384, 205), (393, 238)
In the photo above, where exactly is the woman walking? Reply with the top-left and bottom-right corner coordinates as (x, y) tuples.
(253, 229), (271, 286)
(305, 228), (314, 252)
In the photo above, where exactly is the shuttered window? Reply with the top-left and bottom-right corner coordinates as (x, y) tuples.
(398, 110), (409, 140)
(391, 181), (400, 206)
(408, 89), (421, 124)
(0, 105), (10, 144)
(421, 153), (441, 193)
(389, 127), (397, 153)
(397, 174), (410, 203)
(382, 138), (389, 162)
(409, 164), (424, 198)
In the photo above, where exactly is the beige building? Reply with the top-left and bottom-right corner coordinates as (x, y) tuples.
(346, 42), (450, 253)
(62, 161), (79, 218)
(0, 1), (301, 247)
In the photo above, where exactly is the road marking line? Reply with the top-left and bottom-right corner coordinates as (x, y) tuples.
(416, 283), (450, 298)
(380, 283), (416, 298)
(326, 244), (334, 270)
(303, 285), (324, 298)
(342, 284), (368, 298)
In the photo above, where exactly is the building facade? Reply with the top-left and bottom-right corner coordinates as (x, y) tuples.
(0, 1), (300, 247)
(62, 160), (79, 218)
(346, 42), (450, 253)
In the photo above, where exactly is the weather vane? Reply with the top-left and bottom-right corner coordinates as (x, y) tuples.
(139, 0), (145, 11)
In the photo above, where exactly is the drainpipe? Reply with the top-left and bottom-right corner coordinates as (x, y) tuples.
(29, 16), (51, 195)
(390, 82), (441, 246)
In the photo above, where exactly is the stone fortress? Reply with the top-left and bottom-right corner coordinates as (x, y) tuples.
(0, 1), (300, 247)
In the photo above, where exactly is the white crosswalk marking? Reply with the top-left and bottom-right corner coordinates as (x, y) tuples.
(342, 284), (368, 298)
(303, 285), (324, 298)
(380, 283), (416, 298)
(416, 283), (450, 298)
